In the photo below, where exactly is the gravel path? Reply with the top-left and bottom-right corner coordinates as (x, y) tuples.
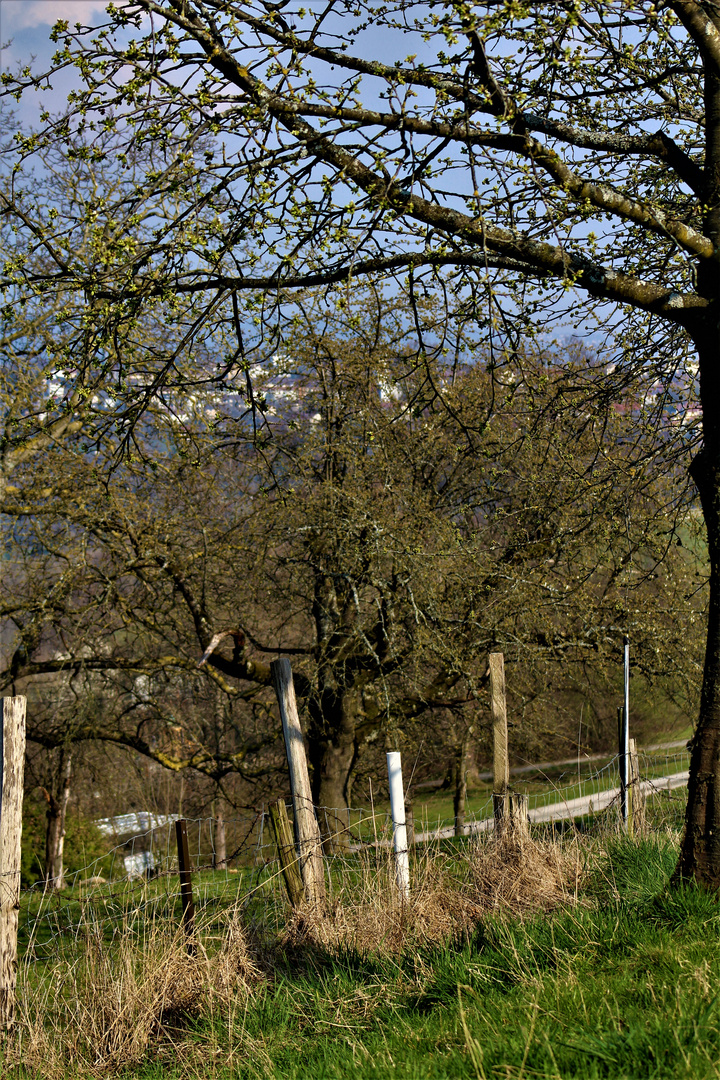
(412, 770), (689, 842)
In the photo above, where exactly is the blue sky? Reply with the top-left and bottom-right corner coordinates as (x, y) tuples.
(1, 1), (109, 73)
(2, 0), (108, 36)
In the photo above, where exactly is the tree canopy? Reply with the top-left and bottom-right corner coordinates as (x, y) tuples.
(1, 286), (704, 847)
(2, 0), (720, 879)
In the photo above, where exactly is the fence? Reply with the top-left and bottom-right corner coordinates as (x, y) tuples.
(14, 740), (689, 967)
(0, 650), (694, 1027)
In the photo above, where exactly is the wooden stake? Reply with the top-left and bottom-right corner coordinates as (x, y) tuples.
(271, 659), (326, 906)
(489, 653), (509, 830)
(0, 696), (26, 1031)
(628, 737), (643, 836)
(175, 819), (195, 956)
(269, 799), (305, 908)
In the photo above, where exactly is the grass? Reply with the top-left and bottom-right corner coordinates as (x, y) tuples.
(6, 791), (720, 1080)
(413, 745), (690, 834)
(124, 838), (719, 1080)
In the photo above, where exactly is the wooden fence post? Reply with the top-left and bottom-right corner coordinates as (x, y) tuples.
(175, 819), (196, 956)
(509, 793), (530, 839)
(628, 737), (643, 837)
(489, 653), (509, 832)
(0, 696), (26, 1031)
(271, 659), (326, 907)
(269, 799), (305, 909)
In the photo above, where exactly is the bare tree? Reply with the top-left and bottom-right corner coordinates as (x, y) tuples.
(2, 288), (703, 847)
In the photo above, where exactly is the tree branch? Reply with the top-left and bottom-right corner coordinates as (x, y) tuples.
(670, 0), (720, 72)
(186, 3), (703, 191)
(133, 3), (706, 325)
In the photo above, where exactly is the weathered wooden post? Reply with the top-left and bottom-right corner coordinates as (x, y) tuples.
(271, 658), (326, 907)
(509, 792), (530, 839)
(628, 737), (643, 837)
(269, 798), (305, 909)
(0, 696), (26, 1031)
(489, 653), (509, 832)
(175, 819), (196, 956)
(386, 752), (410, 901)
(620, 636), (630, 830)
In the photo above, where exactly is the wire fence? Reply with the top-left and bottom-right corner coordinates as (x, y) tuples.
(18, 744), (690, 968)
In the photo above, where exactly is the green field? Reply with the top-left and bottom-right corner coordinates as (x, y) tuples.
(410, 745), (691, 834)
(6, 788), (719, 1080)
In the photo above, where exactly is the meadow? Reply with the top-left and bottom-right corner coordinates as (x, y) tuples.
(3, 786), (716, 1080)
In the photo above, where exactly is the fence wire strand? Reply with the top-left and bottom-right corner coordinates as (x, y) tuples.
(18, 745), (690, 966)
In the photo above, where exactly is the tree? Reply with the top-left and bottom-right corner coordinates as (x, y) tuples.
(2, 282), (703, 850)
(5, 0), (715, 880)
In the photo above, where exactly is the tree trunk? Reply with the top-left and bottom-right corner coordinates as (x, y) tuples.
(405, 795), (415, 847)
(675, 42), (720, 887)
(43, 748), (72, 890)
(307, 688), (359, 852)
(453, 761), (467, 837)
(453, 729), (472, 838)
(675, 432), (720, 882)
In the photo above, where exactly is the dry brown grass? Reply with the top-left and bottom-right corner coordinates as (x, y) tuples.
(470, 827), (583, 916)
(281, 829), (583, 955)
(8, 913), (260, 1079)
(282, 874), (480, 954)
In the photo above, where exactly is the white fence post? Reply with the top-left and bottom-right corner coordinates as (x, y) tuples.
(386, 752), (410, 901)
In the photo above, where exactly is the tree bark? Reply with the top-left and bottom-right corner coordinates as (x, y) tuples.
(676, 439), (720, 883)
(307, 687), (359, 852)
(676, 33), (720, 886)
(43, 748), (72, 890)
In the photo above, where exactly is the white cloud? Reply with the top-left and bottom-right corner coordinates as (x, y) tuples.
(2, 1), (109, 32)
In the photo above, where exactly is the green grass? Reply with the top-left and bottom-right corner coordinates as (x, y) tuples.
(8, 789), (713, 1080)
(104, 836), (719, 1080)
(10, 828), (720, 1080)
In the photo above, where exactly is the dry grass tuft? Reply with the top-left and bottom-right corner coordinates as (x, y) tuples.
(8, 913), (261, 1078)
(215, 915), (263, 992)
(282, 878), (480, 955)
(470, 828), (583, 916)
(279, 831), (583, 956)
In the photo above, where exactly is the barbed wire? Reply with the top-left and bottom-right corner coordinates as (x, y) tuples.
(18, 746), (690, 964)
